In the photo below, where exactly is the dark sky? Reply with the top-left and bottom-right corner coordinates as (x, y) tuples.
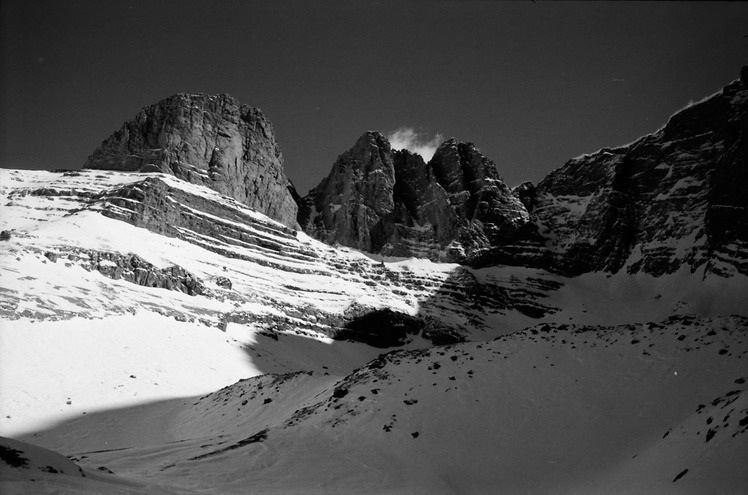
(1, 1), (746, 194)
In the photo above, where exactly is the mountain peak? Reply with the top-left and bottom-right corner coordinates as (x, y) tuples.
(301, 133), (527, 261)
(348, 131), (393, 158)
(302, 72), (747, 276)
(84, 92), (299, 228)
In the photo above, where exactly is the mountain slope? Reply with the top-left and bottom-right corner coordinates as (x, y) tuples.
(2, 165), (747, 439)
(10, 316), (747, 494)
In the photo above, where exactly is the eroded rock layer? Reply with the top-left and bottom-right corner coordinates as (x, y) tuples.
(490, 75), (748, 277)
(84, 93), (299, 228)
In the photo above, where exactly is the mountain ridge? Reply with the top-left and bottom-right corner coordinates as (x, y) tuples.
(303, 72), (747, 277)
(78, 69), (747, 279)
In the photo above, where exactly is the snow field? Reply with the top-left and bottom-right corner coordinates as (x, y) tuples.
(10, 316), (745, 495)
(0, 314), (258, 437)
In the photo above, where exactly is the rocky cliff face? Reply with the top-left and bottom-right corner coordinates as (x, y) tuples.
(300, 133), (527, 261)
(429, 138), (529, 259)
(74, 69), (748, 278)
(307, 72), (747, 277)
(4, 68), (748, 495)
(84, 93), (299, 228)
(483, 73), (748, 277)
(383, 149), (456, 257)
(300, 132), (397, 251)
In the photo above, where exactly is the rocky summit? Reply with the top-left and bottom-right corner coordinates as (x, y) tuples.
(299, 132), (527, 262)
(84, 93), (299, 228)
(305, 72), (748, 278)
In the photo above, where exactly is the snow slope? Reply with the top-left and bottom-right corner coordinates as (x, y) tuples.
(2, 167), (747, 493)
(7, 316), (747, 494)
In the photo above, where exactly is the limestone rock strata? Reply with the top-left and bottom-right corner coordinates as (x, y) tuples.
(301, 132), (397, 252)
(3, 169), (557, 336)
(304, 71), (747, 276)
(84, 93), (299, 228)
(481, 75), (748, 276)
(47, 249), (206, 295)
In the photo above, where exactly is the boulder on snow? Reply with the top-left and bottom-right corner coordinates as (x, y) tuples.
(215, 276), (233, 290)
(334, 307), (462, 348)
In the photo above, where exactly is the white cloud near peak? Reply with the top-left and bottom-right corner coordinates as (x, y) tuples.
(387, 127), (444, 161)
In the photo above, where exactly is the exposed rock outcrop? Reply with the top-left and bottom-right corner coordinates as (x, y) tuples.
(98, 175), (317, 271)
(429, 138), (529, 260)
(5, 167), (560, 336)
(85, 250), (205, 295)
(84, 93), (299, 228)
(301, 132), (396, 251)
(300, 132), (529, 262)
(80, 71), (747, 278)
(374, 149), (457, 258)
(513, 74), (748, 276)
(334, 307), (464, 348)
(462, 71), (748, 277)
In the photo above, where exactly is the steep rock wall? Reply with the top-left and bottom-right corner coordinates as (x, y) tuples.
(84, 93), (299, 228)
(300, 133), (529, 262)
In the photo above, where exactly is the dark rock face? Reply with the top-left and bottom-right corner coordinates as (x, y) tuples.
(87, 251), (205, 295)
(98, 176), (314, 269)
(523, 76), (748, 276)
(335, 308), (422, 348)
(473, 72), (747, 277)
(301, 133), (528, 262)
(429, 139), (529, 260)
(703, 79), (748, 276)
(84, 93), (299, 228)
(524, 149), (639, 275)
(375, 149), (456, 258)
(215, 276), (233, 290)
(333, 307), (464, 348)
(302, 132), (396, 251)
(50, 248), (205, 295)
(83, 70), (747, 278)
(302, 72), (746, 276)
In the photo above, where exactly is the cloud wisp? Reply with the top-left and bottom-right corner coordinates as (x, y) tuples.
(387, 127), (444, 161)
